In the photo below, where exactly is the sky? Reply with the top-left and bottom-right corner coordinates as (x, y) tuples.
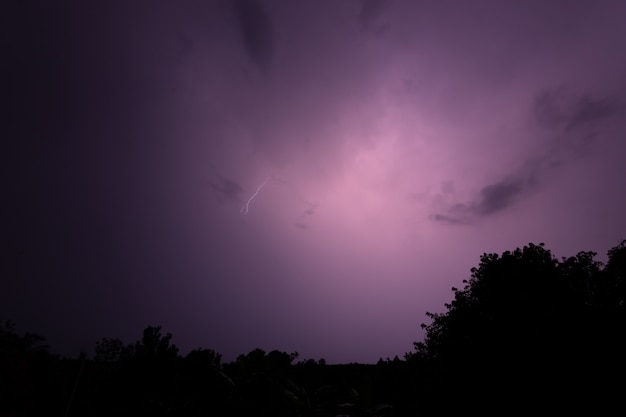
(2, 0), (626, 364)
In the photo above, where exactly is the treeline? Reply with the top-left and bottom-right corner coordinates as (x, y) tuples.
(2, 240), (625, 415)
(1, 321), (402, 416)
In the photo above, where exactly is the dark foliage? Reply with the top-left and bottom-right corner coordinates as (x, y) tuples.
(408, 240), (626, 413)
(0, 320), (66, 416)
(2, 240), (625, 415)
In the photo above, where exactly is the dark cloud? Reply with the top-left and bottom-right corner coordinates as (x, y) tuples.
(295, 222), (308, 230)
(358, 0), (387, 25)
(533, 87), (570, 129)
(566, 95), (624, 131)
(357, 0), (390, 35)
(432, 178), (527, 224)
(476, 179), (525, 215)
(211, 173), (243, 203)
(431, 213), (470, 225)
(302, 201), (316, 217)
(533, 87), (624, 131)
(433, 87), (621, 227)
(438, 87), (624, 227)
(234, 0), (274, 71)
(294, 202), (316, 230)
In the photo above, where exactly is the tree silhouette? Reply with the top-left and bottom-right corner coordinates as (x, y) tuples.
(3, 240), (624, 415)
(94, 337), (132, 363)
(409, 241), (626, 412)
(133, 325), (179, 361)
(85, 325), (183, 415)
(602, 239), (626, 311)
(225, 348), (309, 417)
(179, 348), (233, 415)
(0, 320), (60, 415)
(0, 320), (49, 354)
(124, 325), (180, 413)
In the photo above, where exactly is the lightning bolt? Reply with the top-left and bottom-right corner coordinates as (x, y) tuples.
(240, 177), (270, 215)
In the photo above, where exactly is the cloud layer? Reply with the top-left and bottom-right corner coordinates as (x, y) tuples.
(3, 0), (626, 363)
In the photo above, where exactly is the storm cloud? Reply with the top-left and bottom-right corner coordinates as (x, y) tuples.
(534, 87), (624, 132)
(567, 95), (624, 131)
(433, 177), (529, 224)
(476, 179), (526, 216)
(357, 0), (390, 34)
(3, 0), (626, 364)
(211, 173), (244, 203)
(234, 0), (274, 71)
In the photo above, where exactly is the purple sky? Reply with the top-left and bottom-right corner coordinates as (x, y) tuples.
(3, 0), (626, 364)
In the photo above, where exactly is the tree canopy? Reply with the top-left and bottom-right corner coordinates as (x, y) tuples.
(3, 240), (625, 415)
(409, 240), (626, 412)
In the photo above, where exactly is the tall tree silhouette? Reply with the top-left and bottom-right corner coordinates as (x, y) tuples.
(409, 242), (626, 412)
(225, 348), (309, 417)
(0, 320), (60, 415)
